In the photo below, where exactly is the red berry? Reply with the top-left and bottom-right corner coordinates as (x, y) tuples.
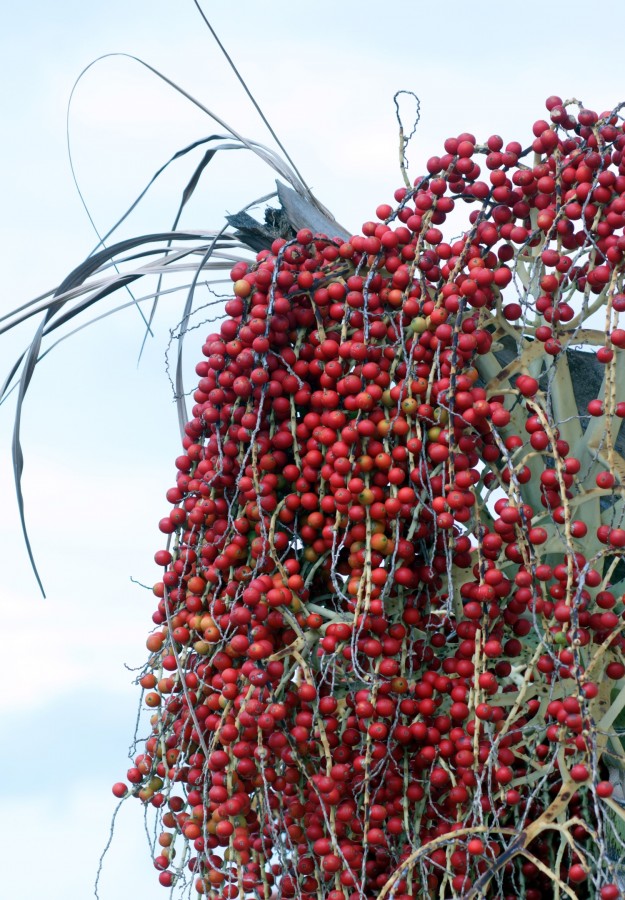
(596, 781), (614, 798)
(569, 864), (587, 883)
(517, 375), (539, 397)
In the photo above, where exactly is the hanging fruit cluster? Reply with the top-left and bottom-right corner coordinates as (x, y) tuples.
(113, 96), (625, 899)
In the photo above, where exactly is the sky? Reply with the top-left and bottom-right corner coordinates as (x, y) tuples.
(3, 2), (625, 899)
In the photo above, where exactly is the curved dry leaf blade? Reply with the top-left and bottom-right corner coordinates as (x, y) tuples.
(89, 135), (235, 253)
(139, 146), (246, 357)
(68, 53), (318, 202)
(11, 313), (53, 598)
(56, 231), (213, 296)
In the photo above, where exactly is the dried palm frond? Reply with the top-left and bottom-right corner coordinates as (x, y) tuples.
(6, 76), (348, 596)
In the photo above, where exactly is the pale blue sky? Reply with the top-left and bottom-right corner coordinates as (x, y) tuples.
(3, 2), (625, 899)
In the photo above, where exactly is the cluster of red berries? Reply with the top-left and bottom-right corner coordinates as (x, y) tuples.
(112, 96), (625, 899)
